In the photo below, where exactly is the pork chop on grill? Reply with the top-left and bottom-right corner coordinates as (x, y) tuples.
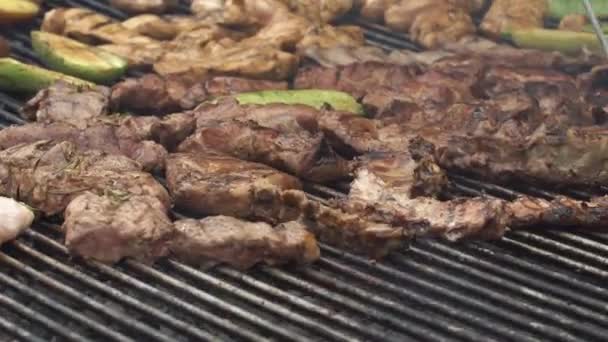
(166, 153), (303, 223)
(64, 191), (174, 263)
(0, 140), (170, 216)
(0, 116), (168, 172)
(21, 81), (111, 128)
(171, 216), (320, 269)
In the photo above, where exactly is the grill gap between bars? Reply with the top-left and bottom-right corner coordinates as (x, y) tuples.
(3, 1), (608, 341)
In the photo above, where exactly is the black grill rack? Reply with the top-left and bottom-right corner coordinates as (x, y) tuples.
(2, 1), (608, 341)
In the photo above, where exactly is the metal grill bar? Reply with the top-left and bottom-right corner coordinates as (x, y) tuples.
(0, 251), (177, 342)
(2, 1), (608, 341)
(0, 271), (135, 342)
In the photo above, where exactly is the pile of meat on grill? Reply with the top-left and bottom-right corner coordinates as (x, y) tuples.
(3, 1), (608, 269)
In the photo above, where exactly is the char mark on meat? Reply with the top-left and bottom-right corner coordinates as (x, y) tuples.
(170, 216), (319, 269)
(0, 116), (168, 172)
(21, 81), (111, 127)
(166, 153), (303, 223)
(110, 74), (288, 114)
(0, 140), (170, 216)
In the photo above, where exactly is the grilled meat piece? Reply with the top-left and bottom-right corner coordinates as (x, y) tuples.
(438, 126), (608, 188)
(0, 141), (170, 216)
(0, 197), (35, 246)
(110, 0), (178, 14)
(385, 0), (476, 48)
(41, 8), (155, 45)
(153, 42), (298, 80)
(120, 15), (179, 40)
(340, 163), (509, 241)
(480, 0), (547, 39)
(294, 62), (421, 99)
(0, 117), (168, 172)
(178, 119), (350, 182)
(21, 81), (111, 128)
(296, 25), (365, 52)
(166, 153), (303, 223)
(171, 216), (319, 269)
(64, 191), (174, 263)
(301, 45), (451, 68)
(508, 196), (608, 229)
(110, 74), (287, 114)
(179, 99), (350, 182)
(357, 0), (398, 22)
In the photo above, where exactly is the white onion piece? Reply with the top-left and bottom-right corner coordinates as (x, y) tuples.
(0, 197), (35, 245)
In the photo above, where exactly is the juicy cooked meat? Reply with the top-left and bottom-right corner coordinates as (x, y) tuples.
(178, 119), (350, 182)
(294, 62), (421, 99)
(296, 25), (365, 52)
(171, 216), (320, 269)
(153, 42), (298, 80)
(0, 116), (168, 172)
(110, 0), (178, 14)
(41, 8), (155, 45)
(385, 0), (476, 48)
(175, 99), (350, 182)
(64, 191), (174, 263)
(0, 197), (35, 246)
(357, 0), (398, 22)
(480, 0), (547, 39)
(110, 74), (287, 114)
(438, 126), (608, 188)
(301, 45), (452, 68)
(508, 195), (608, 228)
(166, 153), (303, 223)
(21, 82), (111, 128)
(0, 141), (170, 216)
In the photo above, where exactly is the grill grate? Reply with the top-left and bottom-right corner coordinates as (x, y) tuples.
(2, 1), (608, 341)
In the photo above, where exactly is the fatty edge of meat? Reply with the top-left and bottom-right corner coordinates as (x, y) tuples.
(0, 197), (35, 245)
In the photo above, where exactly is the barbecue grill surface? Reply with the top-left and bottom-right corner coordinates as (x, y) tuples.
(2, 1), (608, 341)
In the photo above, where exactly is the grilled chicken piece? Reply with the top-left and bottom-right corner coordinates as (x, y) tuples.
(0, 197), (35, 245)
(110, 0), (178, 14)
(21, 81), (111, 128)
(64, 192), (174, 263)
(171, 216), (319, 269)
(0, 36), (9, 57)
(0, 116), (168, 172)
(41, 8), (155, 45)
(357, 0), (398, 22)
(120, 15), (179, 40)
(191, 0), (286, 27)
(296, 25), (365, 52)
(154, 42), (298, 80)
(0, 141), (170, 216)
(409, 5), (476, 49)
(293, 0), (354, 24)
(480, 0), (547, 39)
(166, 153), (303, 223)
(110, 74), (287, 114)
(99, 41), (167, 68)
(508, 196), (608, 229)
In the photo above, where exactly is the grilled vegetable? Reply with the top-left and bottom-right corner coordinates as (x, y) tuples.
(504, 28), (601, 55)
(0, 0), (40, 24)
(548, 0), (608, 19)
(32, 31), (128, 84)
(235, 89), (365, 114)
(0, 57), (93, 93)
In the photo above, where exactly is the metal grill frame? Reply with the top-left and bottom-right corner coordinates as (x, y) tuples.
(2, 1), (608, 341)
